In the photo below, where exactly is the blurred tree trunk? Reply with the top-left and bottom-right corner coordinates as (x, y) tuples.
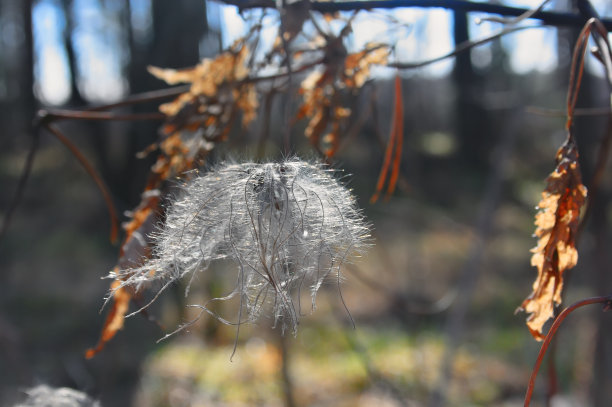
(590, 188), (612, 405)
(581, 44), (612, 407)
(150, 0), (207, 68)
(0, 0), (34, 253)
(88, 0), (208, 207)
(452, 9), (489, 170)
(127, 0), (207, 198)
(0, 0), (36, 143)
(561, 1), (612, 403)
(0, 0), (35, 390)
(60, 0), (86, 106)
(21, 0), (34, 118)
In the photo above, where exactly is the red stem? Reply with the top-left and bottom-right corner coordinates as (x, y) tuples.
(44, 124), (120, 244)
(87, 85), (189, 112)
(566, 19), (593, 129)
(38, 109), (165, 122)
(524, 295), (612, 407)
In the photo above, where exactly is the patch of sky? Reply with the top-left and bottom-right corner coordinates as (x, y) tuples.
(32, 0), (70, 105)
(71, 0), (127, 102)
(34, 0), (612, 105)
(501, 27), (558, 74)
(129, 0), (152, 46)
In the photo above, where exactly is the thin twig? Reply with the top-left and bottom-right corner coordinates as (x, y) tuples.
(389, 25), (535, 70)
(0, 131), (40, 244)
(429, 109), (518, 407)
(524, 295), (612, 407)
(219, 0), (612, 31)
(1, 84), (187, 244)
(37, 109), (165, 122)
(526, 106), (612, 117)
(44, 124), (119, 243)
(475, 0), (551, 26)
(87, 85), (189, 112)
(566, 20), (593, 129)
(278, 333), (296, 407)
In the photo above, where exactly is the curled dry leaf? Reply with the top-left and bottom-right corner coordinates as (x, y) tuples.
(148, 45), (249, 97)
(87, 192), (160, 358)
(371, 73), (403, 203)
(86, 278), (132, 359)
(344, 45), (389, 88)
(90, 42), (258, 357)
(518, 135), (587, 340)
(296, 43), (389, 157)
(149, 43), (258, 135)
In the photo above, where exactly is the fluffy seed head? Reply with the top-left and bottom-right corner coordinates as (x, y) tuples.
(15, 385), (100, 407)
(114, 158), (370, 334)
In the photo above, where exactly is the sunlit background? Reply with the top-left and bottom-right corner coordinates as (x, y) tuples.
(30, 0), (612, 105)
(3, 0), (612, 406)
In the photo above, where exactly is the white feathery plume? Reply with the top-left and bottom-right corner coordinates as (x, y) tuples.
(14, 385), (100, 407)
(111, 158), (371, 337)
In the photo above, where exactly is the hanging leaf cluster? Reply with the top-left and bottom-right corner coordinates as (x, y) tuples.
(149, 43), (258, 140)
(87, 8), (403, 356)
(296, 42), (389, 157)
(518, 134), (587, 340)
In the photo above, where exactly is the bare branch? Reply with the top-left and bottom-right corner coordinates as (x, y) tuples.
(37, 109), (165, 123)
(524, 295), (612, 407)
(44, 124), (120, 243)
(475, 0), (551, 25)
(389, 25), (534, 70)
(0, 131), (40, 244)
(218, 0), (612, 30)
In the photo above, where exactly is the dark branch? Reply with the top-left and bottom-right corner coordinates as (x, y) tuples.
(37, 109), (165, 123)
(0, 131), (40, 244)
(389, 25), (532, 70)
(524, 295), (612, 407)
(219, 0), (612, 31)
(44, 124), (120, 244)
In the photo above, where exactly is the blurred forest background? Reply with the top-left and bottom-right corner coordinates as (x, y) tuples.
(1, 0), (612, 406)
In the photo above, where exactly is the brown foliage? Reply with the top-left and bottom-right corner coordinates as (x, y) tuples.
(86, 191), (161, 358)
(88, 45), (263, 356)
(149, 43), (258, 139)
(88, 11), (396, 356)
(85, 278), (132, 359)
(295, 43), (388, 157)
(518, 134), (587, 340)
(371, 73), (403, 203)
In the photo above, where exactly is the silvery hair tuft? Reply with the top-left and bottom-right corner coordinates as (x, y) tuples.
(111, 157), (371, 337)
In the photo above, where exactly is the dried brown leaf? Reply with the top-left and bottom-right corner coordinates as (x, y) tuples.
(344, 44), (389, 88)
(295, 41), (389, 156)
(151, 44), (255, 140)
(147, 65), (204, 85)
(371, 74), (403, 203)
(86, 278), (132, 359)
(519, 135), (587, 340)
(235, 84), (259, 126)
